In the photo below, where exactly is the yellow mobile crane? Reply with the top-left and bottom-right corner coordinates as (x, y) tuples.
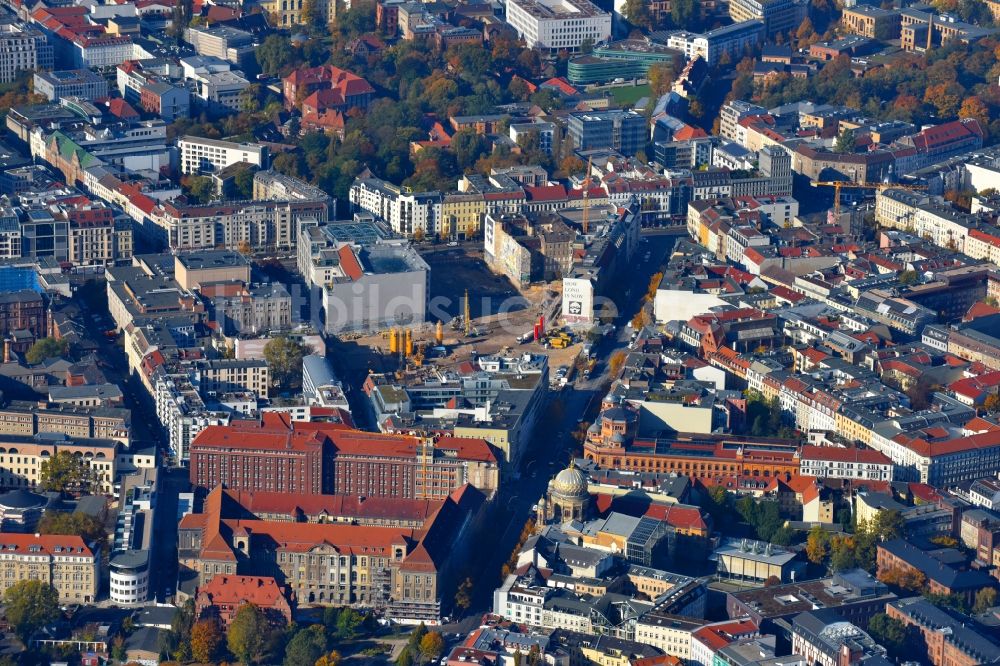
(813, 181), (927, 218)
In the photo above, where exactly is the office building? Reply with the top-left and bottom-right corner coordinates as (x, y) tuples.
(0, 23), (53, 84)
(505, 0), (611, 53)
(728, 0), (805, 37)
(567, 110), (646, 156)
(33, 69), (108, 102)
(178, 136), (267, 175)
(188, 414), (499, 499)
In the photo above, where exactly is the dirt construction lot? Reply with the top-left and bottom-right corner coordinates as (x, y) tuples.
(332, 247), (586, 377)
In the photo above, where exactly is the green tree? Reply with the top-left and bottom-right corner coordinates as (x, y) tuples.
(234, 167), (256, 200)
(670, 0), (698, 29)
(110, 635), (127, 663)
(4, 580), (60, 643)
(263, 336), (308, 388)
(335, 608), (364, 640)
(868, 613), (906, 657)
(256, 35), (296, 77)
(183, 175), (216, 204)
(38, 511), (107, 553)
(284, 625), (328, 666)
(25, 337), (69, 365)
(227, 603), (269, 665)
(39, 450), (100, 495)
(190, 619), (223, 663)
(622, 0), (653, 29)
(451, 130), (489, 171)
(974, 587), (997, 613)
(833, 128), (855, 153)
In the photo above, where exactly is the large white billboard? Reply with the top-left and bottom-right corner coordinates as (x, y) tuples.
(562, 277), (594, 324)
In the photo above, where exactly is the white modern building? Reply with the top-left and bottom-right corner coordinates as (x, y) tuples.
(505, 0), (611, 53)
(109, 550), (150, 606)
(178, 136), (267, 175)
(665, 21), (765, 67)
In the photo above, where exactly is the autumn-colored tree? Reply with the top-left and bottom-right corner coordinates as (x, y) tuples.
(763, 575), (781, 587)
(315, 650), (342, 666)
(924, 83), (964, 119)
(806, 525), (828, 564)
(631, 309), (651, 329)
(877, 565), (926, 591)
(959, 96), (990, 129)
(191, 619), (223, 663)
(609, 351), (627, 376)
(648, 61), (678, 97)
(646, 272), (663, 301)
(795, 17), (815, 48)
(420, 632), (445, 659)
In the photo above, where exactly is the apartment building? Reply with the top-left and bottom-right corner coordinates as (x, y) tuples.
(0, 290), (45, 340)
(886, 598), (1000, 666)
(178, 136), (267, 175)
(798, 445), (893, 481)
(261, 0), (338, 28)
(33, 69), (108, 102)
(665, 21), (765, 67)
(0, 401), (130, 442)
(0, 434), (120, 494)
(0, 23), (53, 83)
(67, 203), (115, 266)
(0, 533), (98, 603)
(349, 174), (442, 236)
(505, 0), (611, 53)
(151, 199), (327, 252)
(253, 170), (332, 205)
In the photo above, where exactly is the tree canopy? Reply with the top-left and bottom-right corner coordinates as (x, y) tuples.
(4, 580), (60, 643)
(228, 603), (270, 665)
(25, 337), (69, 365)
(39, 451), (101, 495)
(263, 336), (308, 388)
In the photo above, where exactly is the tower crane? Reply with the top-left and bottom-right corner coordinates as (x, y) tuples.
(812, 181), (927, 218)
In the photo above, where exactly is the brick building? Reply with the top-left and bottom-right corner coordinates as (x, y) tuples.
(886, 597), (1000, 666)
(195, 575), (293, 628)
(0, 290), (45, 341)
(876, 539), (994, 605)
(188, 424), (331, 495)
(189, 414), (500, 499)
(282, 65), (375, 112)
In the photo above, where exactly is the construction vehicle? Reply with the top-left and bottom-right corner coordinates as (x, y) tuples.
(813, 181), (926, 218)
(548, 331), (572, 349)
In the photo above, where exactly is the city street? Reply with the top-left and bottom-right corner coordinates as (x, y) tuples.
(460, 230), (678, 618)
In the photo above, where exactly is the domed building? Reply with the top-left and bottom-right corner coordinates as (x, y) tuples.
(537, 462), (592, 525)
(0, 489), (48, 532)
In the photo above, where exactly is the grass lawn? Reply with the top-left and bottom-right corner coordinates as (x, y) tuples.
(612, 83), (651, 106)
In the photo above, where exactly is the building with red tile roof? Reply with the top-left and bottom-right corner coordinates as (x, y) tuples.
(283, 65), (375, 112)
(195, 575), (293, 628)
(178, 483), (487, 621)
(190, 416), (499, 499)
